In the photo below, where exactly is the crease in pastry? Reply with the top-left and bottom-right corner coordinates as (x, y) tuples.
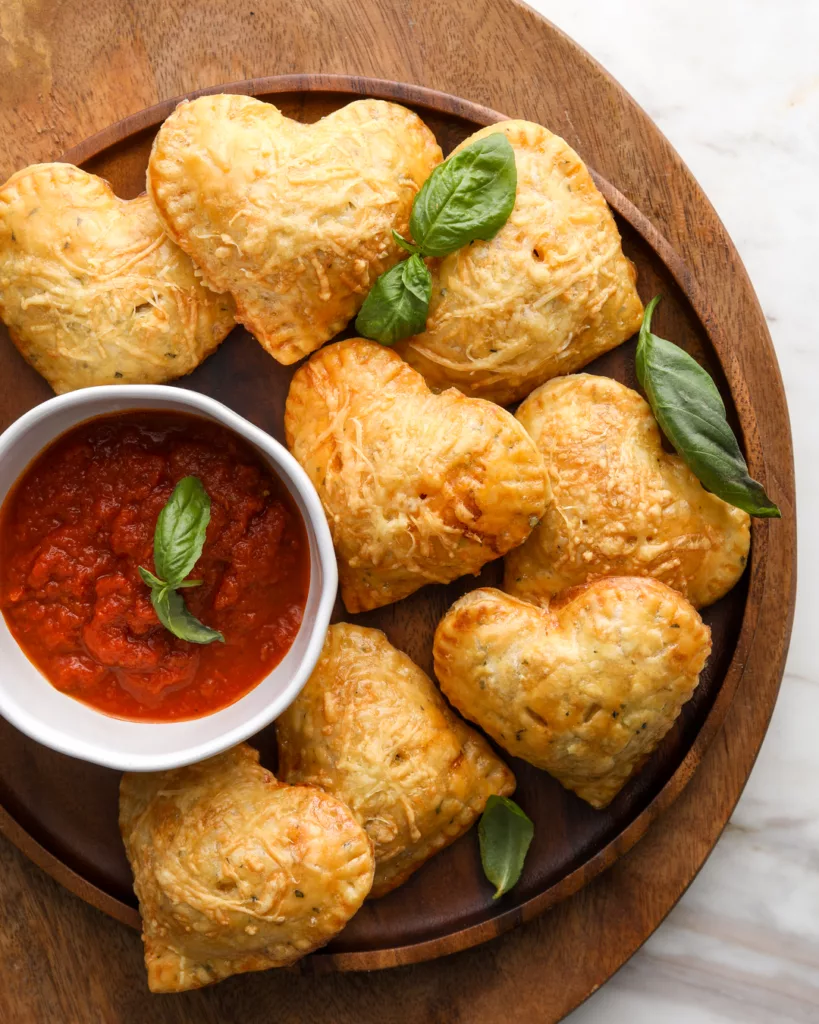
(147, 94), (442, 365)
(504, 373), (750, 608)
(119, 744), (374, 992)
(0, 162), (235, 393)
(396, 120), (644, 405)
(433, 580), (711, 809)
(284, 337), (547, 612)
(277, 623), (515, 897)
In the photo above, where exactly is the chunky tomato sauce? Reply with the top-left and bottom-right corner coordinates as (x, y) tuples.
(0, 411), (310, 721)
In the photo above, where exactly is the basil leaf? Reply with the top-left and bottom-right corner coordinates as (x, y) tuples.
(354, 134), (516, 344)
(392, 229), (420, 255)
(636, 297), (781, 518)
(355, 254), (432, 345)
(139, 568), (202, 591)
(479, 795), (534, 899)
(151, 586), (224, 645)
(138, 477), (223, 645)
(409, 133), (517, 258)
(138, 566), (164, 589)
(153, 475), (212, 586)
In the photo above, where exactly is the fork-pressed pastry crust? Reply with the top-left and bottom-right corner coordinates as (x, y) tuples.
(277, 623), (515, 896)
(148, 94), (442, 364)
(285, 337), (547, 611)
(0, 162), (235, 393)
(397, 120), (644, 406)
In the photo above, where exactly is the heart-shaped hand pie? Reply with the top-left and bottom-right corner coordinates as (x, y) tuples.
(505, 374), (751, 608)
(285, 338), (547, 612)
(396, 121), (644, 406)
(277, 623), (515, 897)
(148, 95), (442, 365)
(0, 163), (235, 394)
(433, 581), (711, 809)
(120, 744), (374, 993)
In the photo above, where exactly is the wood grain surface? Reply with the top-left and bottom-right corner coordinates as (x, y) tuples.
(0, 2), (795, 1022)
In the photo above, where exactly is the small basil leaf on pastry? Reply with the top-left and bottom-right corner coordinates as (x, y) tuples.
(355, 253), (432, 345)
(276, 623), (515, 897)
(119, 745), (375, 992)
(504, 373), (750, 609)
(396, 121), (644, 406)
(409, 133), (518, 257)
(0, 163), (235, 394)
(636, 296), (781, 518)
(284, 338), (547, 612)
(391, 229), (421, 254)
(479, 795), (534, 899)
(433, 581), (712, 809)
(147, 95), (442, 365)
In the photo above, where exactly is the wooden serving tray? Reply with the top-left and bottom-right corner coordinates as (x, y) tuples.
(0, 72), (793, 989)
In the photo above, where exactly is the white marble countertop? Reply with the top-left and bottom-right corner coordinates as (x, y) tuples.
(525, 2), (818, 1020)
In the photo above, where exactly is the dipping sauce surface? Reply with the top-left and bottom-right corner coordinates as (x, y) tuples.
(0, 411), (310, 721)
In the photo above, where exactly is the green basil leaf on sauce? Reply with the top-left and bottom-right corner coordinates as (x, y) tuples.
(355, 253), (432, 345)
(636, 296), (781, 518)
(151, 586), (224, 646)
(153, 475), (212, 586)
(138, 566), (165, 590)
(409, 133), (517, 258)
(139, 475), (223, 644)
(479, 795), (534, 899)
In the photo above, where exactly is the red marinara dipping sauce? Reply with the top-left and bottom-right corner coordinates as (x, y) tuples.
(0, 411), (310, 721)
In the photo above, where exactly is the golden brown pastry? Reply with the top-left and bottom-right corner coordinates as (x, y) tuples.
(433, 581), (711, 809)
(119, 744), (374, 993)
(505, 374), (750, 608)
(147, 95), (442, 365)
(277, 623), (515, 897)
(396, 120), (643, 406)
(0, 163), (235, 393)
(285, 338), (547, 612)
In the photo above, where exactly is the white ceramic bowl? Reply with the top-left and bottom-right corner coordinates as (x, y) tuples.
(0, 385), (337, 772)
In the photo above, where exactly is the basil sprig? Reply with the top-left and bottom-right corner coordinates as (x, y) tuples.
(355, 133), (517, 345)
(478, 795), (534, 899)
(139, 476), (225, 644)
(636, 297), (780, 518)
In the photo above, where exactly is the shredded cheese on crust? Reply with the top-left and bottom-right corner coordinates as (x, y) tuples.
(396, 120), (644, 405)
(0, 163), (235, 393)
(285, 338), (548, 612)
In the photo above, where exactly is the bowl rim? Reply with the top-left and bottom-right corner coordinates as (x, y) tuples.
(0, 384), (338, 771)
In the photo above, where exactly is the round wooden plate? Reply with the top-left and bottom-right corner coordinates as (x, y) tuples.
(0, 74), (792, 979)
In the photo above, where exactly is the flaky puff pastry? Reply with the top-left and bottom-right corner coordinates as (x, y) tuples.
(277, 624), (515, 897)
(119, 744), (374, 993)
(434, 581), (711, 809)
(0, 163), (235, 393)
(505, 374), (750, 608)
(285, 338), (547, 612)
(147, 95), (442, 365)
(396, 121), (644, 406)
